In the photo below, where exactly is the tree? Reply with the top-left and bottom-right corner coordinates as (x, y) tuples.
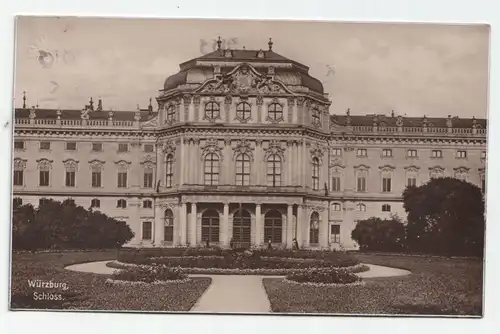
(12, 198), (134, 250)
(351, 217), (406, 252)
(403, 177), (485, 256)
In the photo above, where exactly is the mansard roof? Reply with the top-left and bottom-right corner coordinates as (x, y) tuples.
(14, 108), (152, 121)
(330, 114), (487, 128)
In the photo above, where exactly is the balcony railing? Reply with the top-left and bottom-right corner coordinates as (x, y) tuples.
(346, 125), (486, 137)
(15, 118), (139, 129)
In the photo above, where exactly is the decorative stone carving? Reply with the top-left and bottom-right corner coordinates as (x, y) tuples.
(263, 140), (285, 161)
(396, 115), (404, 127)
(88, 159), (105, 167)
(353, 164), (371, 171)
(224, 138), (232, 146)
(56, 110), (62, 120)
(257, 50), (265, 58)
(287, 97), (295, 106)
(193, 95), (201, 106)
(224, 95), (232, 105)
(268, 66), (275, 75)
(141, 115), (159, 128)
(404, 165), (420, 173)
(309, 144), (324, 164)
(256, 95), (264, 106)
(454, 166), (470, 173)
(29, 106), (36, 119)
(201, 139), (223, 160)
(108, 111), (114, 121)
(13, 158), (27, 170)
(446, 115), (453, 128)
(196, 63), (292, 95)
(379, 165), (396, 172)
(296, 97), (305, 107)
(114, 160), (132, 169)
(62, 159), (79, 169)
(233, 139), (254, 161)
(134, 112), (141, 121)
(183, 94), (192, 105)
(36, 158), (53, 169)
(140, 155), (156, 168)
(81, 108), (90, 120)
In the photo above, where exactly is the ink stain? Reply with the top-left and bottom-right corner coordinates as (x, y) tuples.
(38, 50), (54, 68)
(4, 121), (9, 128)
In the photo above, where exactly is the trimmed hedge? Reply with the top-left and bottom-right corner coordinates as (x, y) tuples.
(286, 268), (361, 285)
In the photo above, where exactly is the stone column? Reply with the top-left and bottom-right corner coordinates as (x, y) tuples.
(320, 208), (329, 248)
(296, 205), (304, 247)
(179, 138), (185, 187)
(179, 202), (187, 245)
(286, 204), (294, 248)
(154, 203), (164, 246)
(221, 202), (229, 247)
(255, 203), (262, 246)
(286, 141), (293, 186)
(189, 203), (197, 246)
(157, 147), (164, 190)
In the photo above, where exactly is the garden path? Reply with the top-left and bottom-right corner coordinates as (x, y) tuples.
(189, 275), (271, 313)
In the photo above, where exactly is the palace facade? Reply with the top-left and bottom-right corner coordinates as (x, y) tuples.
(12, 39), (487, 250)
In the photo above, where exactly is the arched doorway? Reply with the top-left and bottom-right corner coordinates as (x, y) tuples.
(264, 210), (282, 243)
(201, 209), (220, 243)
(232, 209), (251, 246)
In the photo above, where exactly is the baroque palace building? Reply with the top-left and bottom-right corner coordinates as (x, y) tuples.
(12, 38), (487, 250)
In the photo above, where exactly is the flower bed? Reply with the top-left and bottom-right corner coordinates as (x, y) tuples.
(286, 268), (362, 286)
(107, 260), (370, 276)
(111, 264), (188, 283)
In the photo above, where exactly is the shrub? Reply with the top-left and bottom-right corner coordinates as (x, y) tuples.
(12, 198), (134, 250)
(403, 177), (485, 256)
(112, 265), (187, 283)
(287, 268), (361, 285)
(351, 217), (406, 252)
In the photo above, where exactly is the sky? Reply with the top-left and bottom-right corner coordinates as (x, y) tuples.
(14, 16), (490, 118)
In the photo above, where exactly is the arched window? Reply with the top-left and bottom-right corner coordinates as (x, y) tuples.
(235, 153), (250, 186)
(165, 154), (174, 188)
(204, 102), (220, 120)
(310, 212), (320, 244)
(357, 203), (366, 212)
(312, 157), (320, 190)
(311, 107), (321, 127)
(117, 199), (127, 209)
(232, 209), (251, 244)
(266, 154), (281, 187)
(267, 103), (283, 121)
(166, 105), (176, 124)
(236, 102), (251, 121)
(204, 153), (220, 186)
(164, 209), (174, 242)
(202, 209), (220, 243)
(264, 210), (282, 243)
(91, 198), (100, 208)
(332, 203), (341, 211)
(382, 204), (391, 212)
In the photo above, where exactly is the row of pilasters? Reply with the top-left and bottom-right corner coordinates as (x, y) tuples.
(151, 202), (330, 248)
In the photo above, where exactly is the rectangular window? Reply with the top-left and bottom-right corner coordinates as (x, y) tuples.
(330, 224), (340, 244)
(39, 198), (50, 206)
(331, 177), (341, 192)
(142, 222), (152, 241)
(14, 140), (25, 150)
(65, 171), (75, 187)
(332, 148), (342, 156)
(382, 149), (392, 157)
(357, 177), (366, 192)
(143, 171), (154, 188)
(65, 142), (77, 151)
(39, 171), (49, 187)
(143, 200), (152, 209)
(407, 177), (417, 187)
(13, 170), (23, 186)
(92, 171), (101, 188)
(357, 149), (367, 157)
(39, 141), (51, 150)
(13, 198), (22, 207)
(432, 150), (443, 158)
(117, 172), (127, 188)
(407, 149), (417, 157)
(456, 150), (467, 158)
(382, 177), (392, 192)
(118, 143), (129, 152)
(144, 144), (154, 153)
(92, 143), (103, 152)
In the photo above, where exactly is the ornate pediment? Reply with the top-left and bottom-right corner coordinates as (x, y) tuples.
(353, 164), (370, 170)
(263, 140), (284, 161)
(233, 139), (254, 161)
(36, 158), (53, 169)
(62, 159), (79, 169)
(379, 164), (396, 172)
(404, 165), (420, 173)
(162, 140), (176, 156)
(114, 160), (131, 169)
(454, 166), (470, 173)
(13, 158), (27, 170)
(310, 144), (325, 164)
(201, 139), (223, 161)
(195, 63), (294, 95)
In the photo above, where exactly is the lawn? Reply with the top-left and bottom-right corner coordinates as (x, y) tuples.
(262, 253), (483, 316)
(10, 251), (211, 312)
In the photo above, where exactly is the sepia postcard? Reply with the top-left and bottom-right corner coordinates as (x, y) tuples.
(9, 16), (489, 316)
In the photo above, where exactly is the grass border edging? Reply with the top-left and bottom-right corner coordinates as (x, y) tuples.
(282, 278), (365, 287)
